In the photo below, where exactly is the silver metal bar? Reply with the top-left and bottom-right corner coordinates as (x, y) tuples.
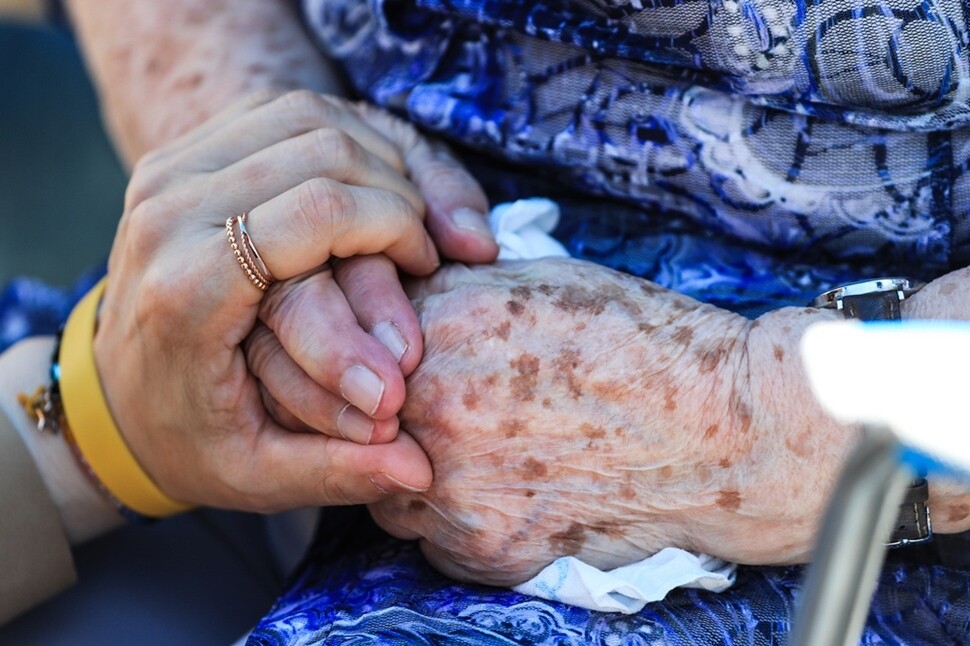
(791, 426), (913, 646)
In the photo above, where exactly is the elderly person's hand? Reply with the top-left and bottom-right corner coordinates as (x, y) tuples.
(95, 91), (442, 510)
(242, 95), (497, 443)
(367, 259), (970, 586)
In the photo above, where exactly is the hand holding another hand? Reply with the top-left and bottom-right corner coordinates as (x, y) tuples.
(93, 89), (493, 511)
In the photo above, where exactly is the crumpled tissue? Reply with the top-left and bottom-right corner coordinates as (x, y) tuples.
(489, 197), (737, 613)
(488, 197), (570, 260)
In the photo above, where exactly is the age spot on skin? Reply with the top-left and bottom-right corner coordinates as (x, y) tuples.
(580, 423), (606, 440)
(719, 458), (732, 469)
(664, 388), (678, 412)
(506, 300), (525, 316)
(785, 428), (812, 458)
(619, 483), (637, 500)
(462, 384), (481, 411)
(698, 346), (726, 373)
(591, 521), (624, 537)
(554, 348), (584, 399)
(173, 71), (205, 91)
(716, 490), (742, 511)
(735, 401), (752, 433)
(549, 522), (587, 555)
(773, 345), (785, 362)
(703, 424), (719, 440)
(495, 320), (512, 341)
(542, 398), (553, 409)
(407, 499), (428, 512)
(554, 287), (608, 316)
(509, 353), (540, 401)
(947, 503), (970, 523)
(522, 457), (548, 479)
(525, 490), (536, 498)
(671, 326), (694, 346)
(511, 285), (533, 301)
(638, 322), (658, 335)
(537, 284), (556, 296)
(501, 418), (526, 439)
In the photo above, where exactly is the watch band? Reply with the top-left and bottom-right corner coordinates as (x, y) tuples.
(839, 291), (903, 322)
(813, 277), (932, 548)
(888, 478), (932, 548)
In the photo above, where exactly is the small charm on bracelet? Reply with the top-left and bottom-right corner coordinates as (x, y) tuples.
(18, 385), (65, 435)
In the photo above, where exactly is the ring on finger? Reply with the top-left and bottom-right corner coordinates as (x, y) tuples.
(226, 212), (275, 291)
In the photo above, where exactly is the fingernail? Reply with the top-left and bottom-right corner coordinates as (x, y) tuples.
(372, 320), (409, 363)
(336, 404), (374, 444)
(370, 472), (429, 494)
(450, 207), (495, 241)
(340, 365), (385, 416)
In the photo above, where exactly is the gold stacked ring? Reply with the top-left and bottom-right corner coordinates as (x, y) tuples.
(226, 213), (274, 291)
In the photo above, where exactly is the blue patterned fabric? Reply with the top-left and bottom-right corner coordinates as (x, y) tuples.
(249, 0), (970, 642)
(250, 509), (970, 644)
(304, 0), (970, 293)
(0, 268), (102, 354)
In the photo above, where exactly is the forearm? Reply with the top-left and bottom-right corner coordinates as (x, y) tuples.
(738, 296), (970, 559)
(0, 338), (122, 545)
(65, 0), (342, 165)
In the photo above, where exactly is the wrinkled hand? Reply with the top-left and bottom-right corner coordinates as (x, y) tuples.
(95, 90), (447, 511)
(369, 259), (864, 585)
(241, 95), (498, 443)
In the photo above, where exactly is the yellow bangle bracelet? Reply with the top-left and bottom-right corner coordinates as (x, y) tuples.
(58, 279), (191, 517)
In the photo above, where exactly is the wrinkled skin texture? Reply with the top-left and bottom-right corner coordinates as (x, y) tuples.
(369, 259), (868, 585)
(371, 259), (970, 585)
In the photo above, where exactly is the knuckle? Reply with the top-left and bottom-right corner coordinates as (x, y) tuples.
(133, 257), (185, 334)
(386, 189), (422, 226)
(244, 86), (287, 107)
(279, 89), (334, 129)
(296, 178), (356, 240)
(124, 198), (170, 258)
(124, 162), (167, 211)
(312, 128), (365, 174)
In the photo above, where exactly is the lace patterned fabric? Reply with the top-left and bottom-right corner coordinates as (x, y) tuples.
(304, 0), (970, 281)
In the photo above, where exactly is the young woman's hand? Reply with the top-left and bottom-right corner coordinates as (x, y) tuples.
(94, 90), (451, 510)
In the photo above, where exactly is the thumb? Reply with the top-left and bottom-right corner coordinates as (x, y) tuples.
(257, 429), (433, 507)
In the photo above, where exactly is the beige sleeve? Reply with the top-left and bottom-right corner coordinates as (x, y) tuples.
(0, 407), (76, 625)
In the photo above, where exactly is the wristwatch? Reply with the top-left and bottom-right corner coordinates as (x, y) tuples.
(812, 277), (932, 547)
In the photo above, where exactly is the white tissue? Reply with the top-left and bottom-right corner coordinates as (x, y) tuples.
(488, 198), (570, 260)
(513, 550), (736, 614)
(488, 198), (737, 612)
